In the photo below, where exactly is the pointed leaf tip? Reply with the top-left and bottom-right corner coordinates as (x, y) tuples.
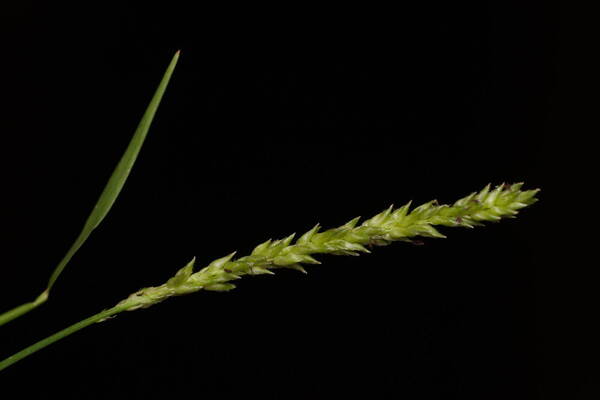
(44, 51), (180, 292)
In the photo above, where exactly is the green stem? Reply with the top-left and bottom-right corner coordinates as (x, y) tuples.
(0, 304), (130, 372)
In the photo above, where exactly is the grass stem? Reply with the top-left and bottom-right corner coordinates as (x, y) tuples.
(0, 304), (130, 371)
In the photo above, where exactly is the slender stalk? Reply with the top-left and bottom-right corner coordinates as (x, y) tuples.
(0, 304), (131, 371)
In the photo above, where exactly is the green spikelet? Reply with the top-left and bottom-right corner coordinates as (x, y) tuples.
(116, 183), (540, 312)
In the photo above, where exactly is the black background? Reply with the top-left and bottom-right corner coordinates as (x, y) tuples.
(1, 1), (590, 399)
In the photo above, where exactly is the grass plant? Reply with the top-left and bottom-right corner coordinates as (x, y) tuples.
(0, 51), (539, 372)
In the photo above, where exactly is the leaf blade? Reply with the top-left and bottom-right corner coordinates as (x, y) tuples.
(46, 50), (180, 291)
(0, 51), (180, 327)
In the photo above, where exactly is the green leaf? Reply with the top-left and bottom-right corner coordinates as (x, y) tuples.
(0, 51), (180, 327)
(47, 50), (180, 291)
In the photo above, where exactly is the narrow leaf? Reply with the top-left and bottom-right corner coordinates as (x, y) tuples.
(0, 51), (180, 327)
(47, 50), (180, 291)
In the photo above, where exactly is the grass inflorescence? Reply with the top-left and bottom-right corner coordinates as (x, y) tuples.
(0, 182), (539, 371)
(117, 182), (539, 312)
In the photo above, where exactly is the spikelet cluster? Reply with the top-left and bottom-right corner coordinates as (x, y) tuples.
(117, 183), (539, 311)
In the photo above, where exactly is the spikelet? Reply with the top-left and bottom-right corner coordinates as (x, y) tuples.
(117, 183), (540, 311)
